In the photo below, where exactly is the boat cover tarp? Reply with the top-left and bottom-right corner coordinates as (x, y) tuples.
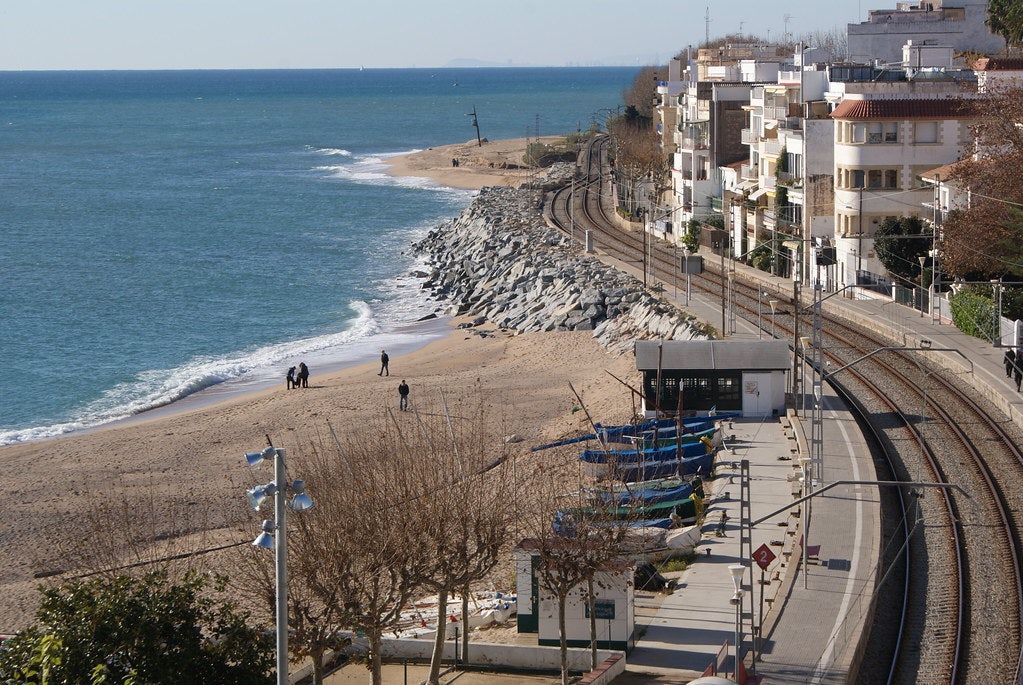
(580, 437), (712, 464)
(594, 477), (702, 506)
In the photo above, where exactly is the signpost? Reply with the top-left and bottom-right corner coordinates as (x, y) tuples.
(752, 543), (777, 665)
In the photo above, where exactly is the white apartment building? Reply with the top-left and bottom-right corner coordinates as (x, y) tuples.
(827, 51), (978, 291)
(847, 0), (1003, 64)
(670, 44), (788, 245)
(737, 48), (835, 286)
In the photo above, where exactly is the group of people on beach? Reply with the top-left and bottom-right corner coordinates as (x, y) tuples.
(1004, 348), (1023, 391)
(284, 350), (410, 410)
(286, 362), (309, 389)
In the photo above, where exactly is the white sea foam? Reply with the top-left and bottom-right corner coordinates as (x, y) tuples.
(0, 300), (410, 446)
(316, 150), (470, 194)
(312, 146), (353, 157)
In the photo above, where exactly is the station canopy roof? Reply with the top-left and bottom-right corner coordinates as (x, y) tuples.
(635, 340), (791, 372)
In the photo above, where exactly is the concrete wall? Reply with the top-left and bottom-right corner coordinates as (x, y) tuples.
(343, 635), (623, 673)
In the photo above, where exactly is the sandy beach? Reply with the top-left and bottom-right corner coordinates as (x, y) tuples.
(384, 136), (566, 190)
(0, 135), (644, 634)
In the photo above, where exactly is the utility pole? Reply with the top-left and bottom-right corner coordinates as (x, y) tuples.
(466, 106), (482, 147)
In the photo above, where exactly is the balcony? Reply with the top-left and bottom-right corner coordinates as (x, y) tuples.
(741, 128), (760, 145)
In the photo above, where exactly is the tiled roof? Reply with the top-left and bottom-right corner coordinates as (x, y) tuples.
(973, 57), (1023, 71)
(830, 98), (976, 120)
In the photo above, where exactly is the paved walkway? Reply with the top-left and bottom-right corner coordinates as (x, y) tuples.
(604, 242), (1023, 683)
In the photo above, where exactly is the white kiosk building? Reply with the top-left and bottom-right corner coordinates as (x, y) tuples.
(635, 340), (790, 418)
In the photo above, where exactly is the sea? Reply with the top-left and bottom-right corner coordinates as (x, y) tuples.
(0, 67), (640, 445)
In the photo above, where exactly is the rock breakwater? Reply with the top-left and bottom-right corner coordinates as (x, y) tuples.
(412, 186), (711, 354)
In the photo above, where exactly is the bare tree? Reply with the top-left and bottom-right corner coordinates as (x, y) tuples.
(942, 87), (1023, 280)
(517, 444), (639, 685)
(622, 66), (666, 120)
(389, 389), (517, 685)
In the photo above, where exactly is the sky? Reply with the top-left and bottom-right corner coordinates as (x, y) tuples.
(0, 1), (865, 71)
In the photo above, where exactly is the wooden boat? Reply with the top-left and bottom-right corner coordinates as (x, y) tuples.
(580, 438), (712, 465)
(607, 451), (716, 482)
(591, 476), (705, 506)
(531, 416), (724, 452)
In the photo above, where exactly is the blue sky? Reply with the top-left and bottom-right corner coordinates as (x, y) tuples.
(1, 1), (864, 71)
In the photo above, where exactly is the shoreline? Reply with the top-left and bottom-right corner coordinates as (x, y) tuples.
(0, 135), (654, 632)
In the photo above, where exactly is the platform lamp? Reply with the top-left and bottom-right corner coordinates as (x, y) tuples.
(768, 299), (778, 338)
(798, 455), (813, 588)
(245, 444), (314, 685)
(728, 564), (746, 678)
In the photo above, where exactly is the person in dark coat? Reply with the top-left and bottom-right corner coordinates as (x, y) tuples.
(286, 366), (297, 390)
(1005, 348), (1017, 379)
(398, 380), (410, 411)
(379, 350), (389, 376)
(1014, 354), (1022, 392)
(298, 362), (309, 388)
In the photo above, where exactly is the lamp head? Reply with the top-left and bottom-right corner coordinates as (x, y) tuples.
(289, 480), (314, 511)
(245, 446), (278, 467)
(245, 482), (277, 510)
(252, 519), (274, 548)
(728, 563), (745, 591)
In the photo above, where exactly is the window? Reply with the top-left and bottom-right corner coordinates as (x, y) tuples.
(867, 170), (883, 188)
(915, 121), (938, 143)
(852, 169), (865, 188)
(884, 169), (899, 189)
(866, 122), (898, 143)
(851, 123), (866, 143)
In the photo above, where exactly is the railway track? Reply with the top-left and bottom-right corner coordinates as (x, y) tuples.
(545, 136), (1023, 683)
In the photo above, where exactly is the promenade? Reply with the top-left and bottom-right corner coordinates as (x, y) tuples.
(603, 240), (1021, 683)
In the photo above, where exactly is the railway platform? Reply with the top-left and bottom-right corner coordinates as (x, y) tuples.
(588, 242), (1022, 683)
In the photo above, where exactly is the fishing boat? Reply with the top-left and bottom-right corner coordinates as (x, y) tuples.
(601, 450), (716, 482)
(629, 425), (721, 450)
(580, 435), (717, 480)
(530, 416), (724, 452)
(591, 475), (704, 506)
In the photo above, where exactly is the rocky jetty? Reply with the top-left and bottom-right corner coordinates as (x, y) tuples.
(412, 186), (711, 354)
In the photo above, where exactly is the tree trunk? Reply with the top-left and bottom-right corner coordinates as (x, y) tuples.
(311, 642), (325, 685)
(559, 594), (570, 685)
(587, 578), (598, 669)
(427, 591), (449, 685)
(461, 588), (471, 665)
(369, 628), (384, 685)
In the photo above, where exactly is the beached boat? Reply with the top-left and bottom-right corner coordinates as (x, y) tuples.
(600, 451), (716, 482)
(580, 436), (717, 480)
(580, 438), (713, 465)
(530, 416), (726, 452)
(594, 476), (705, 504)
(629, 425), (720, 450)
(621, 524), (703, 563)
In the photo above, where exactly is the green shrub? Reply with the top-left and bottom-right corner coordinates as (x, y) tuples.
(950, 289), (997, 341)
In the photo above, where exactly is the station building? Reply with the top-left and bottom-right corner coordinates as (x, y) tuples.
(635, 340), (790, 418)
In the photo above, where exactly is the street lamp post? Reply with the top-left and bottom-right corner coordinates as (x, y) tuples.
(245, 443), (314, 685)
(992, 278), (1003, 347)
(727, 271), (735, 335)
(768, 299), (778, 338)
(919, 255), (927, 317)
(728, 564), (746, 677)
(683, 246), (692, 306)
(798, 455), (813, 588)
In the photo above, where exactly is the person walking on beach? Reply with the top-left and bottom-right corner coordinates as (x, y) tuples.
(298, 362), (309, 388)
(379, 350), (389, 376)
(398, 380), (410, 411)
(1006, 348), (1017, 379)
(286, 366), (297, 390)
